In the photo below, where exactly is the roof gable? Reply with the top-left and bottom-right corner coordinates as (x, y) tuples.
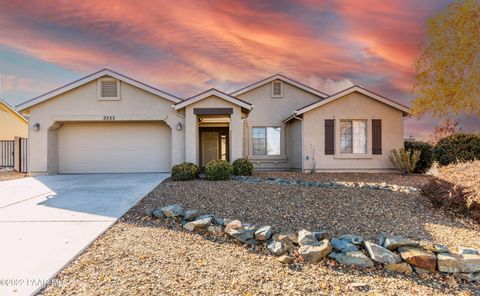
(295, 85), (410, 116)
(0, 100), (28, 123)
(175, 88), (253, 110)
(230, 74), (328, 98)
(16, 69), (181, 111)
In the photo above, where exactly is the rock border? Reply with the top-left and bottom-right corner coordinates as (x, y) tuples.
(231, 176), (419, 194)
(145, 204), (480, 283)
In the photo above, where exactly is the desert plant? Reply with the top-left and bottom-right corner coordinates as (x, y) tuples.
(205, 159), (233, 181)
(171, 162), (199, 181)
(433, 133), (480, 166)
(404, 140), (434, 174)
(232, 158), (254, 176)
(389, 148), (421, 175)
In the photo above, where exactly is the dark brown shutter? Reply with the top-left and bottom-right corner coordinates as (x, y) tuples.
(372, 119), (382, 155)
(325, 119), (335, 155)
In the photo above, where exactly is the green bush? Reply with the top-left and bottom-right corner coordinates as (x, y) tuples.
(434, 133), (480, 166)
(232, 158), (254, 176)
(389, 148), (421, 175)
(205, 159), (233, 181)
(171, 162), (199, 181)
(404, 140), (434, 174)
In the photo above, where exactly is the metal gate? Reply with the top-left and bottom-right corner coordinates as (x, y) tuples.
(18, 138), (28, 173)
(0, 140), (14, 168)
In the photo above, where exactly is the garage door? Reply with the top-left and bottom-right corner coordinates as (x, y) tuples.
(58, 122), (171, 173)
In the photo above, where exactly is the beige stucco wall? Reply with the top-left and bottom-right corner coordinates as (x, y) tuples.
(236, 80), (321, 169)
(184, 95), (243, 164)
(302, 91), (404, 172)
(25, 77), (185, 174)
(0, 103), (28, 140)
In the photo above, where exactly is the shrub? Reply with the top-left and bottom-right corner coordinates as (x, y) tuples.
(205, 159), (233, 181)
(433, 133), (480, 166)
(232, 158), (254, 176)
(404, 140), (434, 174)
(171, 162), (199, 181)
(389, 148), (421, 175)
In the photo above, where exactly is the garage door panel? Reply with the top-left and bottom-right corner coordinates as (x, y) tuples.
(58, 122), (171, 173)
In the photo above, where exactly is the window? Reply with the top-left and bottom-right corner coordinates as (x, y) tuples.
(252, 127), (281, 155)
(340, 120), (367, 154)
(271, 81), (283, 97)
(98, 78), (120, 99)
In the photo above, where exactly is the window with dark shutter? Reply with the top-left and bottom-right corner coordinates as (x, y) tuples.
(325, 119), (335, 155)
(372, 119), (382, 155)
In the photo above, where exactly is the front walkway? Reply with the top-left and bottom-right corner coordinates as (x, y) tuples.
(0, 173), (168, 296)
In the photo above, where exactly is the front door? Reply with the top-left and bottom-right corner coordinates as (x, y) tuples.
(200, 127), (229, 167)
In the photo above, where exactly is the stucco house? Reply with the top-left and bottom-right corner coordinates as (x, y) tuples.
(0, 99), (28, 140)
(16, 69), (410, 175)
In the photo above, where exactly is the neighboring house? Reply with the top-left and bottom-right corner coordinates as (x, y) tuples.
(0, 99), (28, 140)
(16, 69), (409, 175)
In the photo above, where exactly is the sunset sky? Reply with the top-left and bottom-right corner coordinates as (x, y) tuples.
(0, 0), (478, 139)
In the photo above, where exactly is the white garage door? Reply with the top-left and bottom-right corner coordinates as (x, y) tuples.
(58, 122), (171, 173)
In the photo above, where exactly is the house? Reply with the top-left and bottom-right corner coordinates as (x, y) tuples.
(16, 69), (410, 175)
(0, 99), (28, 140)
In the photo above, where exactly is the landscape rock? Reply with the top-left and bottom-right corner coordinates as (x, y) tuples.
(437, 253), (480, 273)
(183, 216), (212, 231)
(398, 247), (437, 272)
(329, 251), (374, 268)
(152, 208), (165, 218)
(225, 220), (242, 233)
(456, 272), (480, 282)
(459, 247), (480, 255)
(384, 263), (413, 275)
(413, 266), (432, 274)
(161, 204), (184, 217)
(364, 241), (401, 264)
(183, 210), (199, 221)
(382, 235), (419, 251)
(338, 234), (364, 245)
(331, 238), (359, 253)
(298, 229), (319, 246)
(267, 241), (287, 256)
(213, 217), (226, 226)
(421, 242), (450, 254)
(313, 230), (331, 241)
(255, 226), (273, 241)
(273, 232), (298, 245)
(207, 225), (224, 235)
(298, 239), (332, 262)
(226, 224), (256, 242)
(277, 255), (294, 264)
(143, 208), (154, 217)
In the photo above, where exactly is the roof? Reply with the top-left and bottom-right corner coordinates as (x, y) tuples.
(294, 85), (410, 116)
(174, 88), (253, 110)
(0, 100), (28, 123)
(16, 68), (182, 111)
(230, 74), (328, 98)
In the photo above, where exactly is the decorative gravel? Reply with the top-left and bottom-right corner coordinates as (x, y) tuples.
(0, 170), (28, 181)
(40, 175), (480, 295)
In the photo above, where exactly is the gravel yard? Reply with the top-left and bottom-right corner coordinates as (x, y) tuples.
(40, 174), (480, 295)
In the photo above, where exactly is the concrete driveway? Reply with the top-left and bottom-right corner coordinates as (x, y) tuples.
(0, 173), (168, 296)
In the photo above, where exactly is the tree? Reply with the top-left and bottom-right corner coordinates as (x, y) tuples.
(412, 0), (480, 118)
(429, 119), (461, 144)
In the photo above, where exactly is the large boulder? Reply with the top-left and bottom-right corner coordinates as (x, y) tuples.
(255, 226), (273, 241)
(183, 216), (212, 231)
(267, 241), (287, 256)
(384, 262), (413, 275)
(381, 235), (419, 251)
(398, 247), (437, 272)
(331, 238), (359, 253)
(437, 253), (480, 273)
(364, 241), (401, 264)
(298, 229), (319, 246)
(329, 251), (374, 268)
(298, 239), (332, 262)
(161, 204), (184, 217)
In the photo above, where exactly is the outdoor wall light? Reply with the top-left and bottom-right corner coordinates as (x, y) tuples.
(176, 122), (183, 131)
(33, 123), (40, 131)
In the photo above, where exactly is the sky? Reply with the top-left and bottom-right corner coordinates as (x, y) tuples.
(0, 0), (478, 139)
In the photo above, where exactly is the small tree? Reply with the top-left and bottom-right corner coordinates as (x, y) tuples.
(429, 119), (461, 144)
(389, 148), (421, 175)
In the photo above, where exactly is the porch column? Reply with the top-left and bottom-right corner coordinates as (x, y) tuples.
(230, 108), (243, 161)
(185, 107), (198, 164)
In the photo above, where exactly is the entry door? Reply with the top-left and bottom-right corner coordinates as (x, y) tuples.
(201, 132), (219, 167)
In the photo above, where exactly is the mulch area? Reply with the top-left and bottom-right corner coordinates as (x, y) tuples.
(40, 173), (480, 295)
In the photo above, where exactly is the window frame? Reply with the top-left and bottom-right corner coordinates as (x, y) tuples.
(271, 81), (284, 98)
(339, 119), (368, 154)
(252, 126), (281, 156)
(97, 78), (121, 100)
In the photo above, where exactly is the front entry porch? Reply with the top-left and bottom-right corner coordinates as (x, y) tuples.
(199, 126), (229, 167)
